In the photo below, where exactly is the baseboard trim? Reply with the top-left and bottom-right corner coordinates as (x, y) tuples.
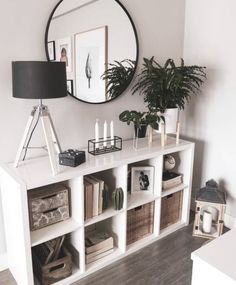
(0, 253), (8, 272)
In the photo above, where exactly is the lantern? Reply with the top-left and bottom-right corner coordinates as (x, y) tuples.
(193, 179), (226, 239)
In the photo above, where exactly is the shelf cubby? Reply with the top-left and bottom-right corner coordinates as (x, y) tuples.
(32, 232), (82, 285)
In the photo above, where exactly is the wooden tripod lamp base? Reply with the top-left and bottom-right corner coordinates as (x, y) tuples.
(14, 104), (62, 176)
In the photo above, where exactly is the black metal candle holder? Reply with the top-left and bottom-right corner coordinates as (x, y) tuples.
(88, 136), (122, 156)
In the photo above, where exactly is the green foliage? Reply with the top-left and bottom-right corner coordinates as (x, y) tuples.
(101, 59), (136, 100)
(132, 57), (206, 112)
(119, 110), (164, 129)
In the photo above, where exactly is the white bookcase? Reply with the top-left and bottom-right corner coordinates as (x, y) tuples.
(0, 136), (194, 285)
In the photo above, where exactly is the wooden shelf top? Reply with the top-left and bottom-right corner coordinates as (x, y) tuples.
(1, 136), (194, 190)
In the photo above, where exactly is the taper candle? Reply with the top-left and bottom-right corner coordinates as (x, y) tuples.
(110, 120), (114, 146)
(103, 120), (107, 147)
(95, 119), (99, 149)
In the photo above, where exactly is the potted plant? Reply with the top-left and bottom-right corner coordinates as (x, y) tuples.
(119, 110), (163, 138)
(101, 59), (136, 100)
(132, 57), (206, 132)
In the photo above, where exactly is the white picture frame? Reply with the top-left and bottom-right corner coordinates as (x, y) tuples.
(131, 166), (154, 193)
(47, 41), (56, 61)
(74, 26), (107, 103)
(56, 37), (72, 72)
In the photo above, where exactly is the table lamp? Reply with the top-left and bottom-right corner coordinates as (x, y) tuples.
(12, 61), (67, 175)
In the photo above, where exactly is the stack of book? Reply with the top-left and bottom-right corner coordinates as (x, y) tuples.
(85, 231), (114, 264)
(162, 171), (182, 190)
(84, 175), (105, 220)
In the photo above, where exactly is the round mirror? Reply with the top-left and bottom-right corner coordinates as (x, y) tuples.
(45, 0), (139, 104)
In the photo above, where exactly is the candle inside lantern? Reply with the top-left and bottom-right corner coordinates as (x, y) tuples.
(103, 120), (107, 147)
(202, 210), (213, 234)
(110, 120), (114, 146)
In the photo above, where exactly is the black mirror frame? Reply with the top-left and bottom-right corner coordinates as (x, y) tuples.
(45, 0), (139, 105)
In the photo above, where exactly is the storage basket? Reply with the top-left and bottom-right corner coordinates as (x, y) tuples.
(28, 183), (70, 231)
(32, 246), (72, 285)
(127, 202), (154, 245)
(32, 244), (72, 285)
(160, 190), (183, 230)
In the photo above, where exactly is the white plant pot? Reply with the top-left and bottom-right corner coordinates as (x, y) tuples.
(155, 108), (179, 134)
(164, 108), (179, 133)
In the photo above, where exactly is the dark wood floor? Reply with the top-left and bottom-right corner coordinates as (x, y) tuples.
(0, 224), (206, 285)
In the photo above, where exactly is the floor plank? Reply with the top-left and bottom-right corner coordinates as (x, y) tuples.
(0, 224), (206, 285)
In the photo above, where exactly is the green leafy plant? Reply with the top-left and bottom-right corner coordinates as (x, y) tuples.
(132, 57), (206, 112)
(119, 110), (163, 129)
(101, 59), (136, 100)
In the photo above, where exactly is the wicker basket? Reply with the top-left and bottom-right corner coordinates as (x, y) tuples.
(127, 202), (154, 245)
(160, 190), (183, 230)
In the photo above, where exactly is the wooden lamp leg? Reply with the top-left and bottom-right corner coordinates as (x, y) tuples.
(176, 122), (180, 144)
(161, 123), (165, 147)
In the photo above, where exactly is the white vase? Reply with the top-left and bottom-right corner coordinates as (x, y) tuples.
(155, 108), (179, 134)
(163, 108), (179, 133)
(202, 210), (213, 233)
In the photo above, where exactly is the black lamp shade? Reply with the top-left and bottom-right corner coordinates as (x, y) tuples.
(12, 61), (67, 99)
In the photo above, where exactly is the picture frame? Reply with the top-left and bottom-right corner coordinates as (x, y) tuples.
(131, 166), (154, 193)
(56, 37), (72, 72)
(67, 80), (73, 95)
(74, 26), (108, 103)
(47, 41), (56, 61)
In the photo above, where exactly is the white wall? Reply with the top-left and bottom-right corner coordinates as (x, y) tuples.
(0, 0), (185, 269)
(183, 0), (236, 220)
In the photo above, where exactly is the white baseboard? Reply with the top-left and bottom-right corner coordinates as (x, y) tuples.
(191, 197), (236, 230)
(0, 253), (8, 272)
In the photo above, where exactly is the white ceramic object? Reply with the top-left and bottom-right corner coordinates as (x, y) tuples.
(164, 108), (179, 133)
(155, 108), (179, 134)
(202, 210), (213, 233)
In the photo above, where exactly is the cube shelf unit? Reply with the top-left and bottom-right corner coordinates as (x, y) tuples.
(0, 136), (194, 285)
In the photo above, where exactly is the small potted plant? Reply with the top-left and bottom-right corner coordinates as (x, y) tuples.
(132, 57), (206, 132)
(119, 110), (163, 138)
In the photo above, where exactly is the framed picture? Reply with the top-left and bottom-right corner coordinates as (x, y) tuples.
(131, 166), (154, 193)
(56, 37), (72, 72)
(47, 41), (56, 61)
(75, 26), (107, 103)
(67, 80), (73, 95)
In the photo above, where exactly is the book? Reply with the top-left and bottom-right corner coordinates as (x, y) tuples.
(85, 231), (114, 254)
(89, 175), (104, 215)
(162, 171), (182, 190)
(85, 248), (114, 264)
(84, 180), (93, 220)
(85, 176), (100, 217)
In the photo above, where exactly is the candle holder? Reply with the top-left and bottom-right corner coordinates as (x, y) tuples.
(88, 136), (122, 156)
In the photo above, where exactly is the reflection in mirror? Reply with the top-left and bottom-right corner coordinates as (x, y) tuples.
(46, 0), (138, 104)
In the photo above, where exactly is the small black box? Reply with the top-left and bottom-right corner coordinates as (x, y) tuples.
(59, 149), (86, 167)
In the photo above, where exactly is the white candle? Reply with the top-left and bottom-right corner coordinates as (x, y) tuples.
(110, 120), (114, 146)
(103, 120), (107, 147)
(202, 210), (213, 234)
(95, 119), (99, 149)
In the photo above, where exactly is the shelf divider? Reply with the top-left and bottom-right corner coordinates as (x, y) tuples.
(31, 218), (80, 247)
